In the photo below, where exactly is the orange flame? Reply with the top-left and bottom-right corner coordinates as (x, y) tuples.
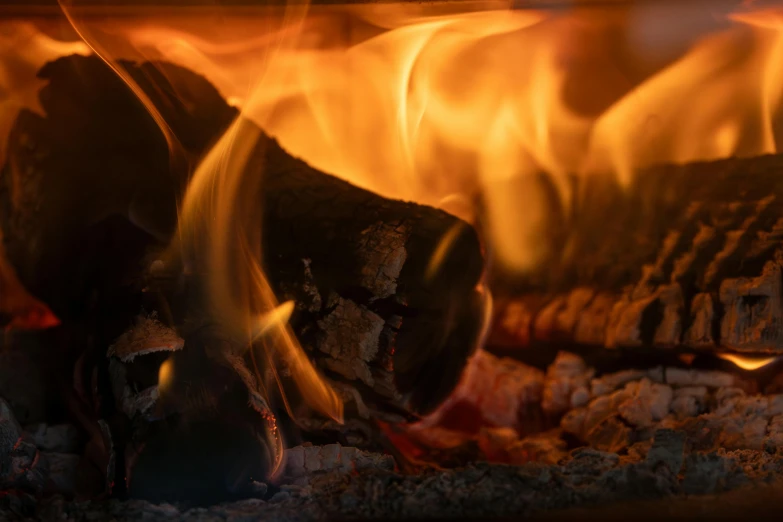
(718, 353), (780, 371)
(14, 3), (781, 273)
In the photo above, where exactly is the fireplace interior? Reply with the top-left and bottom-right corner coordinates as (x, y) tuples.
(2, 0), (783, 520)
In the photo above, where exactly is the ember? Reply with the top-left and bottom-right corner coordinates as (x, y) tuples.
(2, 0), (783, 520)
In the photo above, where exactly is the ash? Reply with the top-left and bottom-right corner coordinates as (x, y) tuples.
(6, 440), (783, 521)
(7, 352), (783, 521)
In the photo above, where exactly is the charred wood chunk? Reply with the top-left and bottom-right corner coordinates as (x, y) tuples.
(256, 131), (486, 417)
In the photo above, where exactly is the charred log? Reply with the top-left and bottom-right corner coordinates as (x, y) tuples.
(0, 55), (484, 447)
(492, 156), (783, 354)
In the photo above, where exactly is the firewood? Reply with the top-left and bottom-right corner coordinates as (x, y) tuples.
(492, 152), (783, 354)
(0, 54), (486, 427)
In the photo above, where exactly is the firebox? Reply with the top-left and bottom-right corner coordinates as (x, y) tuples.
(2, 0), (783, 519)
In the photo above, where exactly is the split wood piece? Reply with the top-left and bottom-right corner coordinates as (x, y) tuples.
(0, 54), (486, 421)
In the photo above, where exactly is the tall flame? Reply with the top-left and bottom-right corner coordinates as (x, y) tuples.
(11, 3), (780, 273)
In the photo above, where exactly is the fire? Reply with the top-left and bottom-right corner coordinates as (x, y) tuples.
(3, 0), (783, 469)
(718, 353), (780, 371)
(158, 357), (175, 392)
(32, 2), (781, 272)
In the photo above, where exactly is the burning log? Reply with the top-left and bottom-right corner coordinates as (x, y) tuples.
(492, 157), (783, 354)
(0, 53), (484, 419)
(0, 54), (486, 497)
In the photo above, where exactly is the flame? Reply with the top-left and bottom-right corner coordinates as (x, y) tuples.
(718, 353), (780, 371)
(19, 3), (781, 273)
(252, 301), (296, 342)
(158, 357), (175, 392)
(50, 1), (344, 438)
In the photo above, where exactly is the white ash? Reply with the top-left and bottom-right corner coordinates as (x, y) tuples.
(42, 452), (80, 495)
(357, 222), (408, 299)
(1, 398), (81, 495)
(541, 351), (595, 415)
(590, 369), (647, 396)
(316, 294), (384, 387)
(556, 352), (783, 454)
(108, 313), (184, 362)
(108, 358), (159, 419)
(279, 443), (394, 486)
(23, 423), (80, 453)
(16, 438), (783, 522)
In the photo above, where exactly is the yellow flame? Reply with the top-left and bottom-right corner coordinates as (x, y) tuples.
(177, 116), (343, 425)
(426, 223), (466, 282)
(12, 4), (781, 274)
(718, 353), (780, 371)
(252, 300), (296, 341)
(38, 2), (345, 463)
